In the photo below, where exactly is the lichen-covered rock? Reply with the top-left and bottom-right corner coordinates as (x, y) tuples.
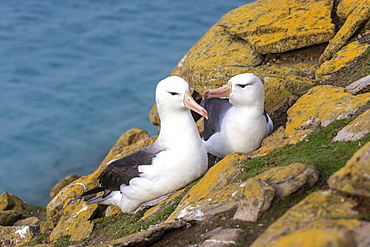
(337, 0), (358, 19)
(249, 127), (311, 157)
(46, 129), (156, 227)
(255, 163), (319, 200)
(345, 75), (370, 95)
(167, 163), (318, 223)
(0, 225), (39, 247)
(171, 24), (263, 94)
(0, 192), (28, 212)
(333, 109), (370, 142)
(232, 178), (275, 222)
(49, 201), (98, 242)
(14, 217), (40, 227)
(285, 85), (370, 135)
(200, 228), (244, 247)
(166, 153), (248, 222)
(218, 0), (335, 54)
(250, 190), (363, 247)
(0, 211), (22, 226)
(104, 205), (122, 217)
(317, 41), (370, 79)
(114, 127), (150, 147)
(171, 178), (275, 222)
(328, 141), (370, 197)
(275, 229), (357, 247)
(49, 174), (80, 198)
(149, 103), (160, 127)
(319, 0), (370, 62)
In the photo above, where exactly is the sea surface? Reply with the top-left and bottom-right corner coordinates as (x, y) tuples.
(0, 0), (251, 206)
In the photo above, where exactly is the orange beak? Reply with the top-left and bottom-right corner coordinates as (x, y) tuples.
(184, 91), (209, 119)
(202, 81), (232, 99)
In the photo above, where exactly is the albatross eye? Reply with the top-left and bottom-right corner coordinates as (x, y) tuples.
(168, 91), (179, 96)
(238, 84), (248, 88)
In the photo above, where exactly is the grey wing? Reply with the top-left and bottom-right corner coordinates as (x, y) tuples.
(202, 98), (232, 141)
(264, 111), (273, 137)
(99, 144), (164, 191)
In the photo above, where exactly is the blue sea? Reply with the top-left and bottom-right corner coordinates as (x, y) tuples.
(0, 0), (250, 206)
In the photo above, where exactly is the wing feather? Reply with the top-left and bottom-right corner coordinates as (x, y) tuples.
(202, 98), (232, 141)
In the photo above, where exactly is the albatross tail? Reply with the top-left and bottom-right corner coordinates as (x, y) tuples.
(85, 191), (121, 206)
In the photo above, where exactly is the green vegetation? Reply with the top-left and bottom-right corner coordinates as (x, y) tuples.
(24, 205), (46, 212)
(87, 185), (188, 244)
(237, 119), (370, 183)
(362, 48), (370, 75)
(53, 236), (75, 247)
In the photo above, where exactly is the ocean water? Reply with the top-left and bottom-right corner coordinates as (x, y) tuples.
(0, 0), (250, 206)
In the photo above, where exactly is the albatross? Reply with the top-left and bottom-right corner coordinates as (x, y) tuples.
(201, 73), (273, 160)
(82, 76), (209, 213)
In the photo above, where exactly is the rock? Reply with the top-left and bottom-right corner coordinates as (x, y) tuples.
(333, 109), (370, 142)
(255, 163), (319, 200)
(275, 229), (357, 247)
(320, 0), (370, 62)
(219, 0), (335, 54)
(317, 41), (370, 80)
(96, 221), (186, 247)
(249, 127), (311, 157)
(49, 200), (98, 242)
(345, 75), (370, 95)
(50, 174), (80, 198)
(114, 127), (150, 147)
(171, 24), (263, 94)
(149, 103), (160, 127)
(263, 77), (294, 112)
(171, 178), (275, 222)
(328, 141), (370, 197)
(46, 129), (156, 227)
(0, 192), (28, 212)
(337, 0), (358, 20)
(232, 178), (275, 222)
(104, 205), (122, 217)
(166, 152), (248, 222)
(0, 225), (39, 247)
(167, 163), (318, 223)
(46, 174), (98, 228)
(285, 85), (370, 135)
(250, 190), (365, 247)
(14, 217), (40, 226)
(200, 228), (244, 247)
(0, 211), (22, 226)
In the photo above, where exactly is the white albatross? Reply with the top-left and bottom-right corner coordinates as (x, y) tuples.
(201, 73), (273, 160)
(82, 76), (209, 213)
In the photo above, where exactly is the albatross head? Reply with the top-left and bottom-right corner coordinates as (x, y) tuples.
(156, 76), (208, 119)
(202, 73), (264, 107)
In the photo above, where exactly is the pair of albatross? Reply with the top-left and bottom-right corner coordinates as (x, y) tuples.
(83, 73), (272, 213)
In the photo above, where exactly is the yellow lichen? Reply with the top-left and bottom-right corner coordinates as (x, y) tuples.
(251, 190), (360, 247)
(219, 0), (335, 53)
(317, 41), (370, 79)
(286, 85), (370, 135)
(328, 141), (370, 197)
(319, 1), (370, 62)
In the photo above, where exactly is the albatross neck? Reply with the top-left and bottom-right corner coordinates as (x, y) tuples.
(157, 109), (199, 144)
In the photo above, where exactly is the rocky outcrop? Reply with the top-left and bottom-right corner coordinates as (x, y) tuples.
(1, 0), (370, 246)
(328, 141), (370, 197)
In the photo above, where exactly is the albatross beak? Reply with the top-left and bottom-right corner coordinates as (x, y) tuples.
(184, 91), (209, 119)
(202, 81), (232, 99)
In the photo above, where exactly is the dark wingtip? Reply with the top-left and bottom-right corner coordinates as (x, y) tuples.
(80, 187), (105, 197)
